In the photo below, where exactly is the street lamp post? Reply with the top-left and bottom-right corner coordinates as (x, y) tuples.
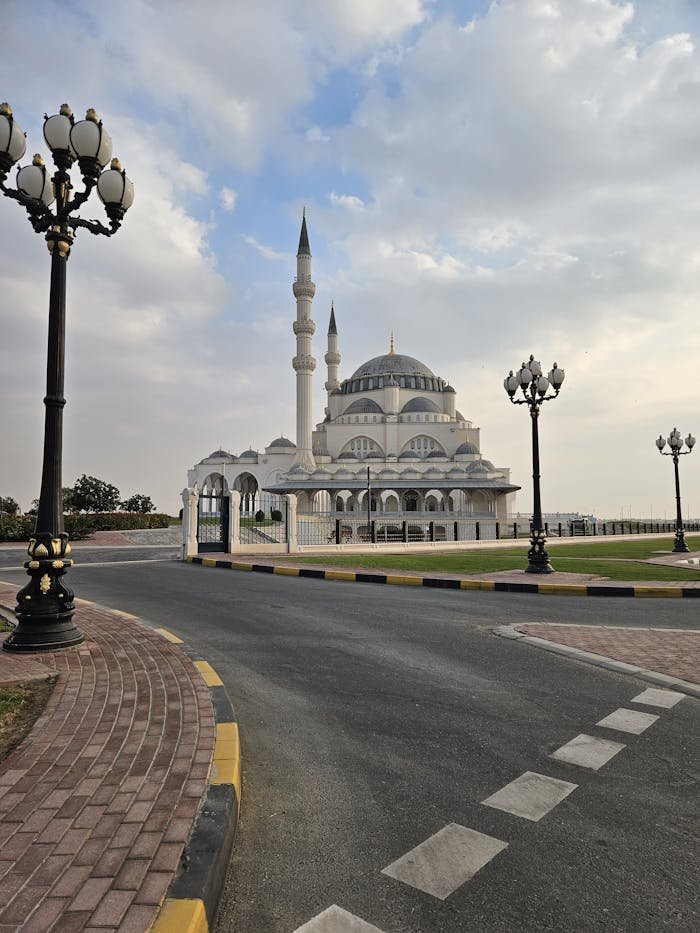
(655, 428), (695, 553)
(504, 355), (565, 573)
(0, 103), (133, 652)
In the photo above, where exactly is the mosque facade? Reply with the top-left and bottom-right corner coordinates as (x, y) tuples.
(187, 216), (518, 527)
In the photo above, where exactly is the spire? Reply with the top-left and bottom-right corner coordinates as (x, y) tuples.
(389, 332), (395, 355)
(328, 301), (337, 335)
(297, 207), (311, 256)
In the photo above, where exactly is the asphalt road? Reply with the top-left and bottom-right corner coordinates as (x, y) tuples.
(1, 558), (697, 932)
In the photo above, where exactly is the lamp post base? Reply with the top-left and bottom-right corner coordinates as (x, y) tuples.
(672, 530), (689, 553)
(3, 533), (83, 653)
(525, 532), (554, 574)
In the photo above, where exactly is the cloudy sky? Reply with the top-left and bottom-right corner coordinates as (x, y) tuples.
(1, 0), (699, 520)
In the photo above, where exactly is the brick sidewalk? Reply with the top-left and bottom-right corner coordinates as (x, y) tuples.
(0, 584), (215, 931)
(515, 624), (700, 686)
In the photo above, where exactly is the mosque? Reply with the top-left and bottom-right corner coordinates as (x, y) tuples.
(187, 215), (518, 529)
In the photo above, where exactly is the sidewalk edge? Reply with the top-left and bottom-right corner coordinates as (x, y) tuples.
(493, 623), (700, 699)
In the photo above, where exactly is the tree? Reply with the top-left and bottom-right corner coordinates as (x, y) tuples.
(70, 475), (121, 513)
(0, 496), (19, 515)
(120, 494), (155, 514)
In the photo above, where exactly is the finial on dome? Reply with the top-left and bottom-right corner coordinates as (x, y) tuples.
(389, 332), (395, 355)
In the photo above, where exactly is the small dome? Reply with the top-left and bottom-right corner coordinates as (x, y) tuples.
(268, 436), (296, 449)
(312, 468), (332, 478)
(337, 451), (357, 459)
(239, 449), (259, 459)
(443, 384), (456, 394)
(447, 466), (466, 476)
(344, 397), (384, 415)
(401, 397), (441, 414)
(364, 450), (384, 459)
(207, 449), (232, 459)
(426, 450), (447, 459)
(398, 450), (420, 460)
(455, 442), (478, 455)
(401, 466), (420, 477)
(378, 468), (399, 477)
(480, 460), (495, 471)
(467, 461), (490, 473)
(456, 410), (466, 421)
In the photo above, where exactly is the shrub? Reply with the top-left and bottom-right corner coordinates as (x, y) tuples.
(271, 509), (283, 522)
(254, 510), (265, 522)
(0, 514), (35, 542)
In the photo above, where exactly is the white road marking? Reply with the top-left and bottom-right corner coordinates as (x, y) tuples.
(596, 708), (659, 734)
(381, 823), (508, 900)
(293, 905), (385, 932)
(550, 734), (626, 771)
(631, 687), (685, 708)
(481, 771), (578, 822)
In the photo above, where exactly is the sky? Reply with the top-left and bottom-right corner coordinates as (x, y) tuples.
(1, 0), (699, 521)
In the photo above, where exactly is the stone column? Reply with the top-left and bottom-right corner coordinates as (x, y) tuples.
(228, 490), (241, 553)
(286, 494), (298, 553)
(181, 487), (199, 558)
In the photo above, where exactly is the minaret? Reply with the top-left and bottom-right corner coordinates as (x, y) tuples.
(325, 302), (341, 397)
(291, 210), (317, 472)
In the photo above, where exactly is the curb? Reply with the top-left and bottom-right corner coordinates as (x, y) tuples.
(150, 633), (241, 933)
(186, 556), (700, 599)
(494, 623), (700, 699)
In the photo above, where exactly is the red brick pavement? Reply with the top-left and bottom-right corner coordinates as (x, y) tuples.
(516, 624), (700, 685)
(0, 583), (215, 932)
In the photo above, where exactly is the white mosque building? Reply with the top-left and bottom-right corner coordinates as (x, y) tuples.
(187, 215), (518, 533)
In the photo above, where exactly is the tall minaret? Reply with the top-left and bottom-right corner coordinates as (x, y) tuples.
(291, 210), (317, 472)
(325, 302), (341, 397)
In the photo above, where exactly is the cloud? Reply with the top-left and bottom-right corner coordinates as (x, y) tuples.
(219, 187), (238, 211)
(306, 126), (331, 143)
(329, 193), (366, 211)
(242, 235), (287, 261)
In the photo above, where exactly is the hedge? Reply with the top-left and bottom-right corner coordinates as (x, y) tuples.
(0, 511), (171, 542)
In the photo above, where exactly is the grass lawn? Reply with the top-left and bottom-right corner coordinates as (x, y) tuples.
(279, 535), (700, 582)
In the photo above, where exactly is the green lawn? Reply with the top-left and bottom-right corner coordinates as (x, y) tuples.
(279, 535), (700, 582)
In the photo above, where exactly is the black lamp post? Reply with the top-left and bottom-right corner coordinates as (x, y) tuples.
(655, 428), (695, 553)
(0, 102), (134, 652)
(504, 355), (565, 573)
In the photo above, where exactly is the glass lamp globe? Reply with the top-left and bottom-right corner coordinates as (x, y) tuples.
(70, 109), (113, 178)
(43, 105), (75, 155)
(16, 155), (55, 207)
(97, 158), (134, 214)
(686, 433), (696, 450)
(0, 103), (26, 173)
(655, 435), (666, 451)
(549, 364), (565, 389)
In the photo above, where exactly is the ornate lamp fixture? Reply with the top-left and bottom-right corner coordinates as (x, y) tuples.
(0, 102), (134, 652)
(655, 428), (695, 553)
(504, 355), (565, 573)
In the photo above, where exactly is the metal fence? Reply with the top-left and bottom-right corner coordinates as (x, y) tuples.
(240, 493), (288, 546)
(295, 515), (700, 547)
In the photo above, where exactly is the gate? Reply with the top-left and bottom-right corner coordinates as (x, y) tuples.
(197, 493), (230, 553)
(240, 492), (288, 547)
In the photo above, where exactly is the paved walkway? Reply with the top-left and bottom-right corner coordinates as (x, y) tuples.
(0, 583), (215, 932)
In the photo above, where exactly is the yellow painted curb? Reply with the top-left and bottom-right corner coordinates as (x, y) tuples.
(150, 897), (208, 933)
(202, 558), (217, 568)
(194, 660), (223, 687)
(634, 586), (683, 598)
(274, 566), (301, 576)
(537, 584), (588, 596)
(155, 627), (184, 643)
(386, 574), (423, 586)
(211, 722), (241, 799)
(230, 562), (254, 572)
(326, 570), (359, 582)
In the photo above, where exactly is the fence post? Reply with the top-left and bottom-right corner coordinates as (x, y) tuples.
(495, 521), (500, 540)
(335, 518), (341, 545)
(476, 521), (480, 541)
(286, 494), (298, 553)
(403, 520), (408, 543)
(429, 522), (435, 542)
(513, 522), (517, 539)
(181, 487), (199, 558)
(454, 521), (459, 542)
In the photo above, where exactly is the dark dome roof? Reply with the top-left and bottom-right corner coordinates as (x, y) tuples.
(351, 353), (435, 379)
(365, 450), (384, 459)
(455, 442), (478, 455)
(467, 460), (490, 473)
(343, 398), (384, 415)
(443, 384), (456, 394)
(207, 449), (232, 459)
(426, 449), (446, 458)
(401, 396), (441, 414)
(268, 436), (296, 449)
(398, 450), (420, 460)
(238, 449), (258, 459)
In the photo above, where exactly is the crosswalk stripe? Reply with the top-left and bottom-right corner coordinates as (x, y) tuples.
(596, 707), (659, 734)
(381, 823), (508, 900)
(293, 905), (386, 932)
(550, 734), (626, 771)
(631, 687), (685, 708)
(482, 771), (578, 822)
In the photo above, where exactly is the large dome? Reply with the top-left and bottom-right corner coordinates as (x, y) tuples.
(351, 353), (434, 380)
